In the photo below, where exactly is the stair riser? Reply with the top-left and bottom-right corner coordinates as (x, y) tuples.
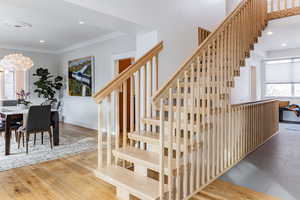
(142, 121), (213, 133)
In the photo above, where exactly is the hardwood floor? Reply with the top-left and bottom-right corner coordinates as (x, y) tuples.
(0, 123), (280, 200)
(191, 180), (281, 200)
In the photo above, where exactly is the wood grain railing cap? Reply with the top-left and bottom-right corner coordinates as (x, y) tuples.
(93, 41), (163, 104)
(232, 99), (278, 107)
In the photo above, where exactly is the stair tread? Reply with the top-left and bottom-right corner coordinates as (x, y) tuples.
(128, 131), (202, 151)
(128, 131), (160, 144)
(94, 165), (162, 200)
(113, 147), (176, 172)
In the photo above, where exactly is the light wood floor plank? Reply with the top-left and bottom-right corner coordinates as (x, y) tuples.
(0, 123), (280, 200)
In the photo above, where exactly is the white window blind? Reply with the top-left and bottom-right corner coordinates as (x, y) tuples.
(265, 59), (300, 83)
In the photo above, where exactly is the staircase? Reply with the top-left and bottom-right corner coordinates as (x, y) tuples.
(90, 0), (294, 199)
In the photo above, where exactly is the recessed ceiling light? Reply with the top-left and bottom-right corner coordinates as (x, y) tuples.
(267, 31), (273, 35)
(79, 21), (85, 25)
(281, 43), (287, 47)
(2, 20), (32, 29)
(40, 40), (45, 43)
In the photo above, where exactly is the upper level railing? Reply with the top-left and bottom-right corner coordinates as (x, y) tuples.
(268, 0), (300, 20)
(268, 0), (300, 12)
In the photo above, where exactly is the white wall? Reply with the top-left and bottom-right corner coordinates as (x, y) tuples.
(231, 52), (264, 104)
(266, 47), (300, 58)
(136, 31), (158, 58)
(0, 48), (59, 104)
(225, 0), (242, 14)
(63, 0), (226, 87)
(58, 35), (136, 129)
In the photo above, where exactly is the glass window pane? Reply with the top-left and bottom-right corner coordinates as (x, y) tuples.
(4, 71), (15, 99)
(265, 84), (292, 97)
(294, 84), (300, 97)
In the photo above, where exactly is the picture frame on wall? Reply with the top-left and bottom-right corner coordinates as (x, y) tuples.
(68, 56), (95, 97)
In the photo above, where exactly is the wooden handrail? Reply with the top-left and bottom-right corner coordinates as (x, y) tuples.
(152, 0), (263, 104)
(93, 41), (163, 103)
(232, 99), (278, 107)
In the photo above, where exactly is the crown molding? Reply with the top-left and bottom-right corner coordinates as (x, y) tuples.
(0, 44), (57, 54)
(0, 31), (126, 55)
(57, 32), (125, 54)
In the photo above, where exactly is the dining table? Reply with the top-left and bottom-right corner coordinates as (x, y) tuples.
(0, 106), (59, 156)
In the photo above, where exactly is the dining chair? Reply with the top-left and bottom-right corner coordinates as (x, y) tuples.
(0, 118), (22, 141)
(0, 100), (22, 139)
(17, 105), (53, 154)
(0, 123), (20, 140)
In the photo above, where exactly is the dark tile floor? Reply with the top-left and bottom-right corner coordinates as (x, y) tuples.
(221, 123), (300, 200)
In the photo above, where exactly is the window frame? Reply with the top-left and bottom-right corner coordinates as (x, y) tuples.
(264, 57), (300, 98)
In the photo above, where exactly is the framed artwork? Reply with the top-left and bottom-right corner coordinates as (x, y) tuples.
(68, 56), (95, 97)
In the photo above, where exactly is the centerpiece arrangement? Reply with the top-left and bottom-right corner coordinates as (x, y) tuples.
(16, 89), (31, 109)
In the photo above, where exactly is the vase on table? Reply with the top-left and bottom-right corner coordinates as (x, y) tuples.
(17, 104), (28, 110)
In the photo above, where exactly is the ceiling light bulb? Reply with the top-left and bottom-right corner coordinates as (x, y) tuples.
(79, 21), (85, 25)
(282, 43), (287, 47)
(40, 40), (45, 43)
(267, 31), (273, 35)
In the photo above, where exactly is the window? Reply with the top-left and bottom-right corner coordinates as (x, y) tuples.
(265, 84), (291, 97)
(0, 70), (17, 100)
(264, 58), (300, 97)
(4, 71), (15, 99)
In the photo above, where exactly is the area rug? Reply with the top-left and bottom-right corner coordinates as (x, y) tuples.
(0, 132), (97, 172)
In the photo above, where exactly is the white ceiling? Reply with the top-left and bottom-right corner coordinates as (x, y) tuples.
(0, 0), (145, 54)
(256, 15), (300, 52)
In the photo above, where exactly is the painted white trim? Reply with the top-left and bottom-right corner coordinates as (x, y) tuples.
(0, 32), (126, 55)
(110, 51), (136, 136)
(0, 45), (56, 54)
(58, 32), (126, 53)
(63, 118), (98, 130)
(111, 51), (136, 62)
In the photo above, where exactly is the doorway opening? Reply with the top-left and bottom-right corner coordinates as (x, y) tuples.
(117, 58), (135, 135)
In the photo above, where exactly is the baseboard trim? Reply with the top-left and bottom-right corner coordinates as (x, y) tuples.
(62, 119), (97, 131)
